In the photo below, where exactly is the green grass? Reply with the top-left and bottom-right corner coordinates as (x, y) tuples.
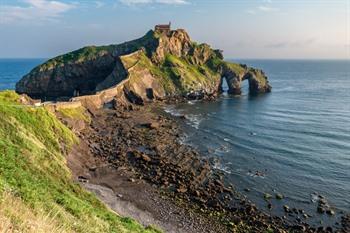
(160, 54), (220, 93)
(34, 29), (158, 72)
(121, 51), (178, 94)
(0, 91), (161, 233)
(224, 62), (246, 76)
(39, 45), (116, 70)
(121, 50), (222, 95)
(57, 106), (91, 124)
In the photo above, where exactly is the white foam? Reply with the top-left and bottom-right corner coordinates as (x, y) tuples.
(212, 161), (232, 174)
(163, 106), (184, 117)
(185, 114), (203, 130)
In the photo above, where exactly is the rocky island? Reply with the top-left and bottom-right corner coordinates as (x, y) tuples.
(3, 26), (348, 233)
(16, 26), (271, 105)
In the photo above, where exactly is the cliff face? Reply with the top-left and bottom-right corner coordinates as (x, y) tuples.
(16, 28), (271, 103)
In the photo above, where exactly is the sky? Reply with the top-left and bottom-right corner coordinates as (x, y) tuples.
(0, 0), (349, 59)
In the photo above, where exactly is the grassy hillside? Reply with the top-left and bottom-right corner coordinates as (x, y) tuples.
(121, 50), (222, 96)
(0, 91), (160, 233)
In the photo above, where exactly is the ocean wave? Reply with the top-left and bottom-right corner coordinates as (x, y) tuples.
(184, 114), (203, 129)
(273, 86), (295, 92)
(247, 170), (266, 179)
(177, 133), (190, 145)
(163, 106), (204, 129)
(212, 160), (232, 174)
(163, 105), (184, 117)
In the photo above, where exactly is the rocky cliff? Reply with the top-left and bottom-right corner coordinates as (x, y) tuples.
(16, 28), (271, 103)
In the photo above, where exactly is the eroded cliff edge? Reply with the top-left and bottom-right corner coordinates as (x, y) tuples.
(16, 28), (271, 103)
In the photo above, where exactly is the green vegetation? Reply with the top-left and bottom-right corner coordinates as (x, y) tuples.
(160, 54), (219, 93)
(121, 51), (178, 94)
(40, 45), (116, 70)
(0, 91), (161, 233)
(57, 106), (91, 124)
(121, 52), (142, 69)
(121, 48), (222, 95)
(35, 30), (158, 72)
(206, 56), (224, 72)
(223, 62), (246, 76)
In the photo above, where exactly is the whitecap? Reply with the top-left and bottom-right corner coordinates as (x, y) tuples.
(311, 193), (320, 203)
(163, 106), (184, 117)
(185, 114), (203, 129)
(212, 161), (232, 174)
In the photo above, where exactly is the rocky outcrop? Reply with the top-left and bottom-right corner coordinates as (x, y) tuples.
(245, 69), (272, 95)
(16, 31), (157, 100)
(221, 63), (272, 95)
(152, 29), (192, 63)
(16, 27), (271, 103)
(16, 52), (117, 100)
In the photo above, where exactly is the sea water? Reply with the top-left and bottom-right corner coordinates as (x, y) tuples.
(1, 58), (349, 227)
(166, 60), (350, 226)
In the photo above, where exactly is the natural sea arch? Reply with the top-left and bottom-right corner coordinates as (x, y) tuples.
(219, 69), (271, 95)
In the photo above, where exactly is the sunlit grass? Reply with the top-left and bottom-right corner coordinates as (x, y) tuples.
(0, 91), (161, 233)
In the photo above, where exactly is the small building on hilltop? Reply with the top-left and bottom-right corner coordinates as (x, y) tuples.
(155, 22), (171, 33)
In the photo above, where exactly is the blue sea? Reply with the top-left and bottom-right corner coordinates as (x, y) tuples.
(1, 58), (349, 227)
(0, 59), (45, 90)
(165, 59), (350, 226)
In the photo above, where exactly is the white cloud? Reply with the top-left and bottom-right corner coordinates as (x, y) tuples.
(95, 1), (105, 8)
(258, 6), (279, 12)
(0, 0), (76, 24)
(119, 0), (189, 5)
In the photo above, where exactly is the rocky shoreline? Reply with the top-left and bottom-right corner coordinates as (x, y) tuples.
(62, 100), (349, 233)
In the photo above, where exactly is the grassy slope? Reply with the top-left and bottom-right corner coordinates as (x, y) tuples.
(57, 106), (91, 124)
(122, 50), (222, 95)
(0, 91), (160, 233)
(39, 45), (115, 71)
(36, 30), (157, 72)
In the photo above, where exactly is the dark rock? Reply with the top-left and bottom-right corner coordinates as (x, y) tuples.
(78, 175), (89, 183)
(283, 205), (291, 213)
(141, 122), (160, 129)
(267, 203), (272, 209)
(326, 209), (335, 215)
(264, 193), (272, 199)
(292, 224), (306, 231)
(317, 206), (325, 214)
(88, 166), (97, 172)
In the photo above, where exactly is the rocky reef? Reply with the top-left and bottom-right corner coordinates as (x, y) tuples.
(16, 28), (271, 102)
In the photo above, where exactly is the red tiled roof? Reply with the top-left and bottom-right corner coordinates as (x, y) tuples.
(155, 25), (170, 28)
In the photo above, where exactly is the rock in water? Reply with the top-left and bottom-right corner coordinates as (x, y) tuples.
(16, 27), (271, 103)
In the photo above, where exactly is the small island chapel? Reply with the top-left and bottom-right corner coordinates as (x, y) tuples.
(154, 22), (171, 33)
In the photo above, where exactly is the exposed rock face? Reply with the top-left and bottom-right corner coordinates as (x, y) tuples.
(221, 63), (272, 95)
(16, 31), (157, 100)
(16, 52), (116, 100)
(246, 69), (272, 95)
(152, 29), (192, 63)
(16, 28), (271, 103)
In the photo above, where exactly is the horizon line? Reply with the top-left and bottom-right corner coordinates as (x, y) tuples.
(0, 57), (349, 61)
